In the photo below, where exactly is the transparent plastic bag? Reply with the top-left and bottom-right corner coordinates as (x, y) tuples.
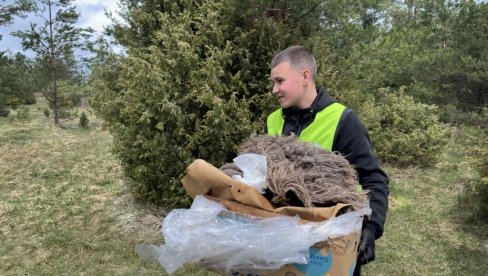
(136, 195), (371, 275)
(231, 154), (267, 193)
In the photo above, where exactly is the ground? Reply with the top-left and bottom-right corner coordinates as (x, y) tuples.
(0, 98), (487, 275)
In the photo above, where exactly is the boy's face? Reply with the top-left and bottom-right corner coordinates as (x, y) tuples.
(270, 61), (305, 108)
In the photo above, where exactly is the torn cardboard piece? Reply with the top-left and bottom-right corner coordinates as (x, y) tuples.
(181, 159), (275, 211)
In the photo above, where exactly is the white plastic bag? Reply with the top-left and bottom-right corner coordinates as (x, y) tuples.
(136, 196), (371, 275)
(231, 153), (267, 193)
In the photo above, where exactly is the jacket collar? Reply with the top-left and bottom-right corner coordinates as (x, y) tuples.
(282, 87), (335, 117)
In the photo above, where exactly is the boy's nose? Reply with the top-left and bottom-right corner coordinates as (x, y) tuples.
(272, 84), (279, 94)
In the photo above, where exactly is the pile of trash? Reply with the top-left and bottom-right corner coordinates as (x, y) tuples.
(136, 134), (371, 275)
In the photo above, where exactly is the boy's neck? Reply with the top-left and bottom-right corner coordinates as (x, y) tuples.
(297, 84), (317, 109)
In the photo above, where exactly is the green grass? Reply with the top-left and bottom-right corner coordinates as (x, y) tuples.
(363, 126), (488, 275)
(1, 97), (487, 275)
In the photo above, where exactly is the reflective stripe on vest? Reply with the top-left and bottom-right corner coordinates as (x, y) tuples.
(266, 102), (347, 151)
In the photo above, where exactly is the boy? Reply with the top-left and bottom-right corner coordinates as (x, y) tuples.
(266, 46), (389, 275)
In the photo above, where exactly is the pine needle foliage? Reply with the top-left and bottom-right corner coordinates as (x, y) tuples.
(79, 112), (89, 128)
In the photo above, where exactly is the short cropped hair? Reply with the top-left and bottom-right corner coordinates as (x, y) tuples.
(271, 46), (317, 81)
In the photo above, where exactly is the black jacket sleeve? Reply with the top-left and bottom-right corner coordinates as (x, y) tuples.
(332, 108), (389, 239)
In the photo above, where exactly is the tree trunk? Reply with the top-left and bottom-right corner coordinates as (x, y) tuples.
(51, 65), (59, 126)
(48, 0), (59, 127)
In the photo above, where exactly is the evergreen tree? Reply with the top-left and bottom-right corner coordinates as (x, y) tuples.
(91, 0), (305, 206)
(0, 0), (34, 27)
(0, 53), (36, 115)
(12, 0), (93, 126)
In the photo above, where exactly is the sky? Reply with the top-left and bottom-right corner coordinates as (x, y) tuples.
(0, 0), (122, 57)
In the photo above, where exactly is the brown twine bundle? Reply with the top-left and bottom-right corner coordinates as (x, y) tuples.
(222, 134), (368, 210)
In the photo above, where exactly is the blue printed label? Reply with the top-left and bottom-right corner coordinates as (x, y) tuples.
(294, 248), (333, 275)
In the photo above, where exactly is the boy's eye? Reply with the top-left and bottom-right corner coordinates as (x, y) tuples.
(270, 78), (284, 85)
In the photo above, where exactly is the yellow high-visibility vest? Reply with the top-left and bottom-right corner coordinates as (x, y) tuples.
(266, 102), (347, 151)
(266, 102), (363, 191)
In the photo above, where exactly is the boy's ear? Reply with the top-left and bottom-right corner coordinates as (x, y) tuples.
(302, 69), (313, 85)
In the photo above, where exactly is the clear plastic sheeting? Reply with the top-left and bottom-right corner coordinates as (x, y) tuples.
(136, 196), (371, 275)
(231, 154), (267, 193)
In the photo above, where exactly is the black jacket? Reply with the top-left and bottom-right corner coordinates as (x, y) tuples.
(266, 87), (389, 239)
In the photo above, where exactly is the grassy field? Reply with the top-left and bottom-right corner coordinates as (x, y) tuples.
(364, 125), (488, 275)
(1, 99), (487, 275)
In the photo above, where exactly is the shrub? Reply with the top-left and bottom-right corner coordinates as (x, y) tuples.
(464, 128), (488, 219)
(90, 0), (296, 207)
(472, 145), (488, 218)
(13, 107), (30, 122)
(43, 108), (50, 118)
(57, 81), (86, 109)
(79, 112), (89, 128)
(438, 103), (463, 124)
(359, 87), (451, 166)
(57, 108), (77, 120)
(439, 104), (488, 126)
(22, 93), (36, 105)
(0, 106), (9, 117)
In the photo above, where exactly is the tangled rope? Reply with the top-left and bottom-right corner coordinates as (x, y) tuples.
(222, 134), (368, 210)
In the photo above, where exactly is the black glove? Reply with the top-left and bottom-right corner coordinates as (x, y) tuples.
(358, 226), (376, 265)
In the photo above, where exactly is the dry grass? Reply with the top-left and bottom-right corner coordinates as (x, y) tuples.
(0, 97), (211, 275)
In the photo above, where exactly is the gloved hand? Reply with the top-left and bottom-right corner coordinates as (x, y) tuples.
(358, 226), (376, 265)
